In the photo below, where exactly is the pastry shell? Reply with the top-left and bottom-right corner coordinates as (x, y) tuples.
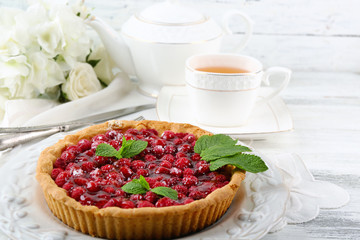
(36, 120), (245, 240)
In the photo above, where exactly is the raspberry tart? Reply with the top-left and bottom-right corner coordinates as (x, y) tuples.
(36, 120), (246, 239)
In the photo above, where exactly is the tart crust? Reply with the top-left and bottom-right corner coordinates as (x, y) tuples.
(36, 120), (245, 240)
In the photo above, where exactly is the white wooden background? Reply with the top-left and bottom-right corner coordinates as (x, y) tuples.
(1, 0), (359, 72)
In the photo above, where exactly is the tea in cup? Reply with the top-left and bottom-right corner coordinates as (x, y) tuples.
(185, 54), (291, 127)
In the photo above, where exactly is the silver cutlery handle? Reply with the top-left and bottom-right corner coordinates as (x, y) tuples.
(0, 128), (62, 151)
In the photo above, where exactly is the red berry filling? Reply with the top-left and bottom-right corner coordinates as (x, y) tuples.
(52, 129), (230, 209)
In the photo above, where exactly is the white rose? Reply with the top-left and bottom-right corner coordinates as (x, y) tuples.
(88, 46), (115, 85)
(61, 62), (102, 101)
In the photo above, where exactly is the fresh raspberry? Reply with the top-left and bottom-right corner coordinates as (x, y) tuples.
(89, 168), (103, 179)
(124, 133), (136, 140)
(130, 194), (144, 201)
(102, 199), (116, 208)
(120, 166), (133, 178)
(195, 162), (210, 175)
(136, 169), (149, 177)
(86, 181), (100, 192)
(137, 200), (155, 208)
(213, 174), (227, 182)
(189, 190), (206, 200)
(155, 167), (170, 174)
(175, 132), (187, 138)
(79, 194), (93, 206)
(148, 129), (158, 136)
(106, 130), (121, 140)
(62, 182), (73, 192)
(74, 177), (88, 186)
(178, 144), (192, 153)
(77, 139), (91, 151)
(145, 178), (157, 188)
(153, 181), (167, 188)
(170, 167), (183, 177)
(164, 145), (176, 155)
(51, 168), (63, 179)
(53, 158), (66, 169)
(55, 171), (70, 187)
(191, 153), (201, 161)
(103, 186), (115, 194)
(151, 139), (166, 147)
(161, 130), (175, 140)
(95, 199), (109, 209)
(94, 156), (108, 166)
(174, 157), (191, 170)
(148, 163), (157, 169)
(114, 158), (131, 168)
(139, 129), (154, 137)
(71, 186), (85, 200)
(84, 149), (95, 157)
(153, 145), (165, 157)
(183, 134), (196, 143)
(145, 154), (157, 162)
(126, 129), (139, 135)
(183, 168), (194, 176)
(101, 164), (115, 173)
(144, 191), (158, 203)
(92, 134), (108, 142)
(182, 175), (198, 187)
(216, 181), (229, 188)
(109, 140), (120, 149)
(60, 151), (76, 163)
(175, 152), (187, 159)
(120, 200), (135, 209)
(173, 138), (183, 145)
(106, 172), (123, 181)
(173, 185), (188, 195)
(66, 145), (81, 155)
(155, 197), (174, 207)
(131, 160), (146, 170)
(115, 189), (126, 197)
(81, 162), (95, 172)
(166, 177), (180, 186)
(160, 160), (172, 168)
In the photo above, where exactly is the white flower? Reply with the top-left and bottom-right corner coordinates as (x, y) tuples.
(0, 55), (32, 98)
(89, 46), (115, 85)
(27, 52), (65, 95)
(61, 62), (102, 100)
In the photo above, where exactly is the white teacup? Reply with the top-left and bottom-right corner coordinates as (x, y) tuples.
(185, 54), (291, 127)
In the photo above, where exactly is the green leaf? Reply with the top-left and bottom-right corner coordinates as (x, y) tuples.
(95, 143), (118, 157)
(194, 134), (237, 154)
(121, 139), (148, 158)
(121, 180), (148, 194)
(201, 144), (251, 161)
(139, 175), (150, 190)
(209, 153), (268, 173)
(87, 59), (101, 68)
(151, 187), (178, 200)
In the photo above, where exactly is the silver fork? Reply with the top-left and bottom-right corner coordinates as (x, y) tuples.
(0, 116), (145, 151)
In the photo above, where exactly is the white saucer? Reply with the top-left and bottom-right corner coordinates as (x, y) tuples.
(156, 86), (293, 139)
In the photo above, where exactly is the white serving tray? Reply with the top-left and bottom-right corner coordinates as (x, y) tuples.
(157, 86), (293, 139)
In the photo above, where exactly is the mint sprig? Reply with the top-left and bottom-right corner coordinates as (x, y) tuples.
(194, 134), (268, 173)
(121, 176), (178, 200)
(96, 136), (148, 159)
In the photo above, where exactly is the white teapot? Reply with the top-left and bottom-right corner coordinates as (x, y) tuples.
(88, 0), (253, 97)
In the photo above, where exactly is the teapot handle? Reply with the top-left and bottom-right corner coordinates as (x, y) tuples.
(222, 10), (254, 52)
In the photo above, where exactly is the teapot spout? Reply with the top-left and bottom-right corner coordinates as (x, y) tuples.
(86, 16), (136, 76)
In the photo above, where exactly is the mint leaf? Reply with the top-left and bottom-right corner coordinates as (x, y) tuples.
(194, 134), (237, 154)
(95, 143), (118, 157)
(121, 180), (148, 194)
(138, 175), (150, 190)
(151, 187), (178, 200)
(209, 153), (268, 173)
(201, 144), (251, 161)
(121, 139), (148, 158)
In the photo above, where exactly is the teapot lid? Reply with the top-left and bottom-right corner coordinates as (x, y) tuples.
(137, 0), (206, 25)
(121, 0), (223, 44)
